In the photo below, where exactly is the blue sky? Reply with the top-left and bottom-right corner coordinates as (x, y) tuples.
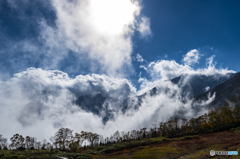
(0, 0), (240, 87)
(133, 0), (240, 83)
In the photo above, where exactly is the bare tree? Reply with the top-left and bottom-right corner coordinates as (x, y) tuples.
(85, 132), (99, 146)
(0, 134), (8, 150)
(25, 136), (37, 150)
(172, 116), (180, 131)
(30, 137), (37, 149)
(46, 142), (52, 150)
(41, 139), (48, 150)
(105, 137), (109, 144)
(34, 141), (42, 150)
(138, 129), (144, 139)
(123, 131), (130, 141)
(109, 135), (114, 143)
(50, 136), (59, 149)
(99, 135), (104, 145)
(25, 136), (31, 150)
(130, 130), (138, 140)
(113, 131), (120, 143)
(10, 134), (25, 150)
(140, 128), (147, 138)
(69, 132), (85, 151)
(74, 132), (85, 146)
(51, 128), (73, 150)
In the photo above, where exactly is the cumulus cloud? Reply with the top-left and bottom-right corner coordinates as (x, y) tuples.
(183, 49), (201, 66)
(0, 68), (136, 139)
(41, 0), (153, 76)
(149, 60), (194, 80)
(144, 51), (235, 81)
(136, 50), (236, 95)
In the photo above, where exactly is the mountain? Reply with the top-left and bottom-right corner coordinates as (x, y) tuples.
(195, 72), (240, 108)
(76, 92), (107, 114)
(75, 93), (113, 123)
(170, 73), (236, 97)
(74, 73), (237, 122)
(75, 92), (140, 123)
(142, 73), (236, 99)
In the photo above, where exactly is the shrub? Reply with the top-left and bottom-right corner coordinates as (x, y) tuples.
(234, 130), (240, 134)
(180, 135), (199, 140)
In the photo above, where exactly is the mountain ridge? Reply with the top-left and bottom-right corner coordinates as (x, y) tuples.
(75, 73), (239, 122)
(195, 72), (240, 108)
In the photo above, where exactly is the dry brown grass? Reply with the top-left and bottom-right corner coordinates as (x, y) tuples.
(92, 130), (240, 159)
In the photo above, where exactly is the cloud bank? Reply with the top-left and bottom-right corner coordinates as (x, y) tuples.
(0, 68), (137, 140)
(0, 53), (223, 141)
(147, 50), (235, 81)
(137, 49), (236, 94)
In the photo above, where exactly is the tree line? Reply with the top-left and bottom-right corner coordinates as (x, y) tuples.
(1, 101), (240, 151)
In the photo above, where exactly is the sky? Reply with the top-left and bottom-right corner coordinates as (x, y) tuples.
(0, 0), (239, 141)
(0, 0), (240, 83)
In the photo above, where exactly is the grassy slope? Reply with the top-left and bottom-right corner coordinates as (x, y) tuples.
(1, 129), (240, 159)
(91, 129), (240, 159)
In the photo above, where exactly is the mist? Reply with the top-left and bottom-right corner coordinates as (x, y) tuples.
(0, 65), (221, 141)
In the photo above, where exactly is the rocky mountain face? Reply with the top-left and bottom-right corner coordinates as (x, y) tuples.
(75, 92), (139, 123)
(170, 73), (236, 97)
(140, 73), (236, 98)
(195, 72), (240, 108)
(75, 73), (239, 122)
(76, 93), (107, 115)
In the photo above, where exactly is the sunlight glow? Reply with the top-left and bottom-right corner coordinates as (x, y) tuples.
(89, 0), (140, 35)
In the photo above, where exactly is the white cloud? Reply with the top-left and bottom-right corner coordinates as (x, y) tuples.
(137, 16), (152, 38)
(139, 65), (148, 71)
(44, 0), (150, 76)
(0, 68), (137, 140)
(204, 86), (210, 92)
(143, 52), (235, 82)
(137, 50), (236, 94)
(136, 54), (144, 62)
(0, 68), (211, 141)
(1, 0), (152, 77)
(183, 49), (201, 66)
(150, 60), (194, 80)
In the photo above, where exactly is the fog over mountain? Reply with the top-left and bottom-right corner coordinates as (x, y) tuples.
(0, 0), (239, 142)
(171, 73), (236, 97)
(0, 60), (235, 141)
(195, 72), (240, 108)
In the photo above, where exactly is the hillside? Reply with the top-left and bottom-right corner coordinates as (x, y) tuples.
(171, 73), (236, 97)
(2, 102), (240, 158)
(195, 72), (240, 108)
(1, 129), (240, 158)
(92, 129), (240, 159)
